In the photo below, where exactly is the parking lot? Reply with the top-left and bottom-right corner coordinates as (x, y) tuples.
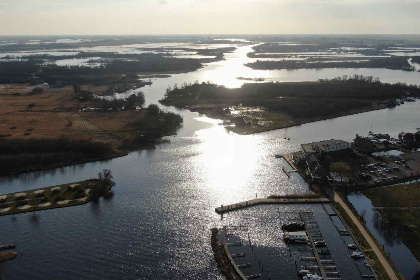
(358, 151), (420, 185)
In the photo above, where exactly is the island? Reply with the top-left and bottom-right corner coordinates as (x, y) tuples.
(159, 75), (420, 134)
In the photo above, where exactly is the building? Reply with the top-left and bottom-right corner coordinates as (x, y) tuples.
(353, 134), (376, 153)
(301, 139), (351, 158)
(306, 154), (328, 183)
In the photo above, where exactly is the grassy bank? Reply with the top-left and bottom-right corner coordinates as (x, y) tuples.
(363, 183), (420, 208)
(0, 138), (119, 176)
(363, 183), (420, 261)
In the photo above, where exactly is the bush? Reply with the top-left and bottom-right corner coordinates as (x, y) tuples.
(31, 87), (43, 95)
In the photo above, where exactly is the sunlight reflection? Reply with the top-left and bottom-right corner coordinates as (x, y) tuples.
(195, 125), (259, 200)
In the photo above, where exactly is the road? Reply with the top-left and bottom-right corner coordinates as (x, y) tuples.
(333, 191), (399, 280)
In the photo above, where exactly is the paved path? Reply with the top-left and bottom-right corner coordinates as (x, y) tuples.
(215, 197), (330, 214)
(333, 191), (399, 280)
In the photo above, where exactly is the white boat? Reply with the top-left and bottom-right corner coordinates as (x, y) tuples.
(299, 269), (310, 276)
(314, 240), (326, 247)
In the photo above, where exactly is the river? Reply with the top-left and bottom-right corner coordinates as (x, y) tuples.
(0, 44), (419, 280)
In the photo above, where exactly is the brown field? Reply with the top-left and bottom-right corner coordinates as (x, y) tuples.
(0, 85), (80, 139)
(0, 84), (141, 147)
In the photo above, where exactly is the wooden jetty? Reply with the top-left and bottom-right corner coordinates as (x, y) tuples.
(215, 197), (330, 214)
(299, 212), (328, 280)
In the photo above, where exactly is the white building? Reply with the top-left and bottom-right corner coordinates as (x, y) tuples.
(301, 139), (351, 157)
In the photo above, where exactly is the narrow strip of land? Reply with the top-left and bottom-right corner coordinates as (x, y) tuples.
(0, 179), (110, 216)
(333, 191), (398, 280)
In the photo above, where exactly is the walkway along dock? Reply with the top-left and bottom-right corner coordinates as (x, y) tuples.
(299, 212), (329, 280)
(215, 196), (330, 214)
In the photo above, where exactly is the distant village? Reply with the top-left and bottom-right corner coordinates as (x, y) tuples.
(290, 130), (420, 190)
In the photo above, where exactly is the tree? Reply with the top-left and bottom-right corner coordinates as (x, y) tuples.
(124, 92), (145, 110)
(125, 94), (138, 110)
(147, 104), (160, 116)
(73, 83), (81, 93)
(136, 92), (145, 108)
(330, 162), (351, 182)
(91, 169), (116, 200)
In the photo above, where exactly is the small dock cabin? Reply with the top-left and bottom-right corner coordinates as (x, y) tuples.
(284, 231), (308, 242)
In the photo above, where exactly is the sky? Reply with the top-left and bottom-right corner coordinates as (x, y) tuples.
(0, 0), (420, 35)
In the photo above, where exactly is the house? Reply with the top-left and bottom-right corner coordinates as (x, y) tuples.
(301, 139), (351, 158)
(306, 154), (328, 183)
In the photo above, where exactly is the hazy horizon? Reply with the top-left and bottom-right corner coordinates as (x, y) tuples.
(1, 0), (420, 36)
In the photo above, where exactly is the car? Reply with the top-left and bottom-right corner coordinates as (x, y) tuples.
(348, 244), (357, 249)
(384, 168), (391, 173)
(404, 164), (410, 169)
(392, 166), (399, 171)
(314, 240), (326, 247)
(369, 170), (376, 174)
(380, 173), (386, 178)
(393, 176), (398, 180)
(379, 163), (386, 167)
(351, 252), (364, 259)
(373, 179), (380, 183)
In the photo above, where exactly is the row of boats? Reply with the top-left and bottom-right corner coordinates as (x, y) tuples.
(281, 222), (368, 280)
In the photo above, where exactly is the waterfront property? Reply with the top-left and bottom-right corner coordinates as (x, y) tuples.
(301, 139), (351, 158)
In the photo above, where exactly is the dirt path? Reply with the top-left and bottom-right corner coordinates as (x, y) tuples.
(333, 191), (399, 280)
(61, 113), (125, 148)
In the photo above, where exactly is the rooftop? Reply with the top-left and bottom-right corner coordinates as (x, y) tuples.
(301, 139), (350, 154)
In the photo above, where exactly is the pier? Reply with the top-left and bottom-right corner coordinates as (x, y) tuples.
(299, 212), (329, 280)
(215, 196), (330, 214)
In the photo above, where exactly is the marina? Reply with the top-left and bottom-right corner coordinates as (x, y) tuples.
(215, 203), (374, 280)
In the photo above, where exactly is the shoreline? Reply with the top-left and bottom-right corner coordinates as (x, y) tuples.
(0, 104), (392, 179)
(177, 102), (387, 136)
